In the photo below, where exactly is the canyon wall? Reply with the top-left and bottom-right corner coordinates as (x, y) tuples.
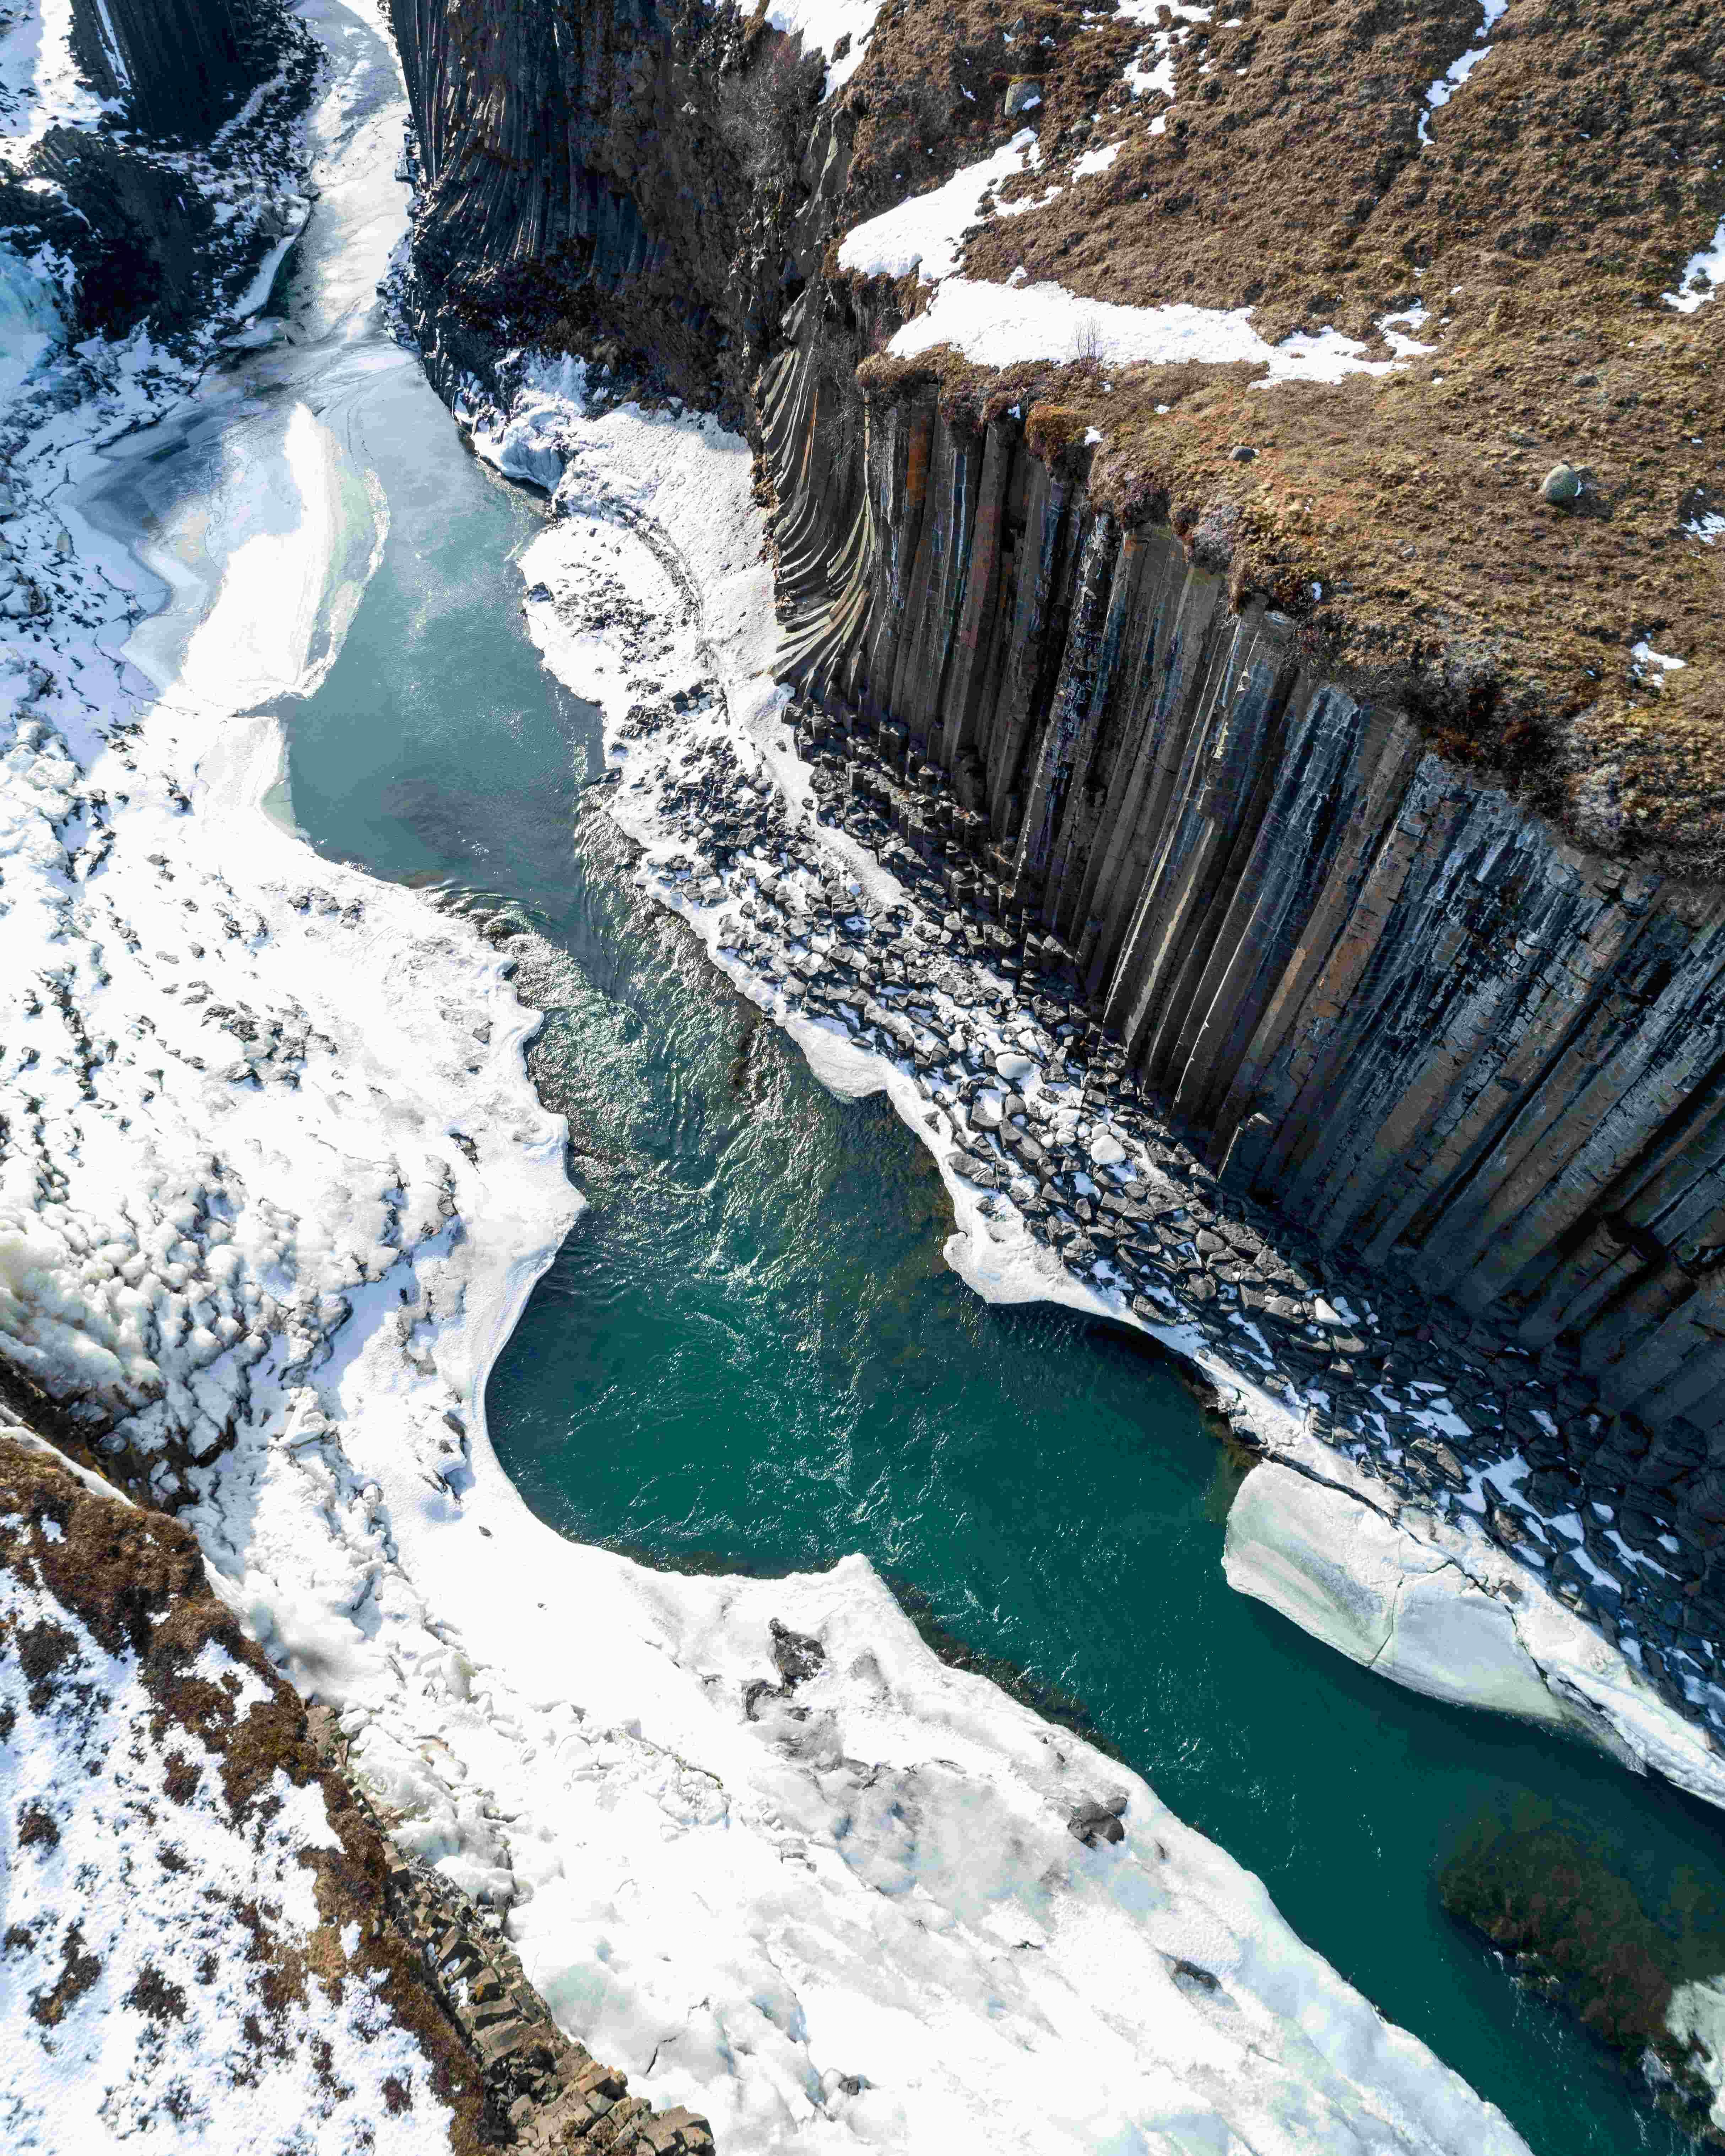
(69, 0), (281, 135)
(763, 315), (1725, 1471)
(388, 0), (806, 418)
(387, 1), (1725, 1492)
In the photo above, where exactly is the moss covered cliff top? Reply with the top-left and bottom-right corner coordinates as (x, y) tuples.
(824, 0), (1725, 873)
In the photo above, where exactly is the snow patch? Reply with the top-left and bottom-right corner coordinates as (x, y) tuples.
(0, 0), (120, 148)
(1417, 0), (1508, 147)
(887, 275), (1426, 382)
(838, 130), (1043, 283)
(766, 0), (880, 98)
(1665, 216), (1724, 314)
(1072, 139), (1122, 178)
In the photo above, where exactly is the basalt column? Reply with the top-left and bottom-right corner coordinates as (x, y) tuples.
(762, 343), (1725, 1469)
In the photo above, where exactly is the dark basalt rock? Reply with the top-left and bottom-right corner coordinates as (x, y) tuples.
(1068, 1793), (1129, 1848)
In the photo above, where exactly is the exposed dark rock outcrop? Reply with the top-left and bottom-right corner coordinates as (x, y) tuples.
(389, 0), (818, 421)
(0, 0), (316, 346)
(69, 0), (289, 137)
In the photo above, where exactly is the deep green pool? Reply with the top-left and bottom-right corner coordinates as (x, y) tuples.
(233, 310), (1725, 2154)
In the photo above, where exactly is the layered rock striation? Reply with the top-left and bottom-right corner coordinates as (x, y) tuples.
(68, 0), (287, 136)
(764, 318), (1725, 1470)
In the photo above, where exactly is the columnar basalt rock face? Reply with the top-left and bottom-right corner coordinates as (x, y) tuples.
(69, 0), (278, 136)
(761, 327), (1725, 1482)
(0, 0), (315, 342)
(387, 0), (811, 416)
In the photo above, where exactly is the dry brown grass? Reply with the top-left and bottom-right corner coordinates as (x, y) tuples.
(829, 0), (1725, 874)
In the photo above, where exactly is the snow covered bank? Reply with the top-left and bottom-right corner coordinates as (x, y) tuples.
(0, 1434), (466, 2154)
(766, 0), (880, 98)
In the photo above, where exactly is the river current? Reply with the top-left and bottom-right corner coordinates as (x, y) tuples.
(89, 1), (1725, 2148)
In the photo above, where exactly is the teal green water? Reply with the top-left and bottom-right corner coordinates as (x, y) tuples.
(158, 314), (1725, 2149)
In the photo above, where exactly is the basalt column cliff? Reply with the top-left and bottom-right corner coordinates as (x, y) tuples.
(390, 0), (1725, 1510)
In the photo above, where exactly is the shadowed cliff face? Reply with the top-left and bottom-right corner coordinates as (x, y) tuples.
(388, 0), (822, 420)
(759, 324), (1725, 1490)
(69, 0), (283, 137)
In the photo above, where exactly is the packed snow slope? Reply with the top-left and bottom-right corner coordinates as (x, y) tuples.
(0, 0), (1555, 2152)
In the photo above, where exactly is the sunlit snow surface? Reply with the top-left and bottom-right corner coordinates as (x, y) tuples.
(0, 0), (118, 144)
(887, 273), (1429, 380)
(836, 133), (1435, 379)
(1666, 218), (1725, 314)
(838, 129), (1043, 283)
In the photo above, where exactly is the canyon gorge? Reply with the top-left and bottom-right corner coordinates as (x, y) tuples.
(3, 0), (1725, 2150)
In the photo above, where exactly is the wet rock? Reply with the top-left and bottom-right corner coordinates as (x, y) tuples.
(1441, 1818), (1725, 2147)
(1068, 1793), (1128, 1847)
(1540, 462), (1583, 505)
